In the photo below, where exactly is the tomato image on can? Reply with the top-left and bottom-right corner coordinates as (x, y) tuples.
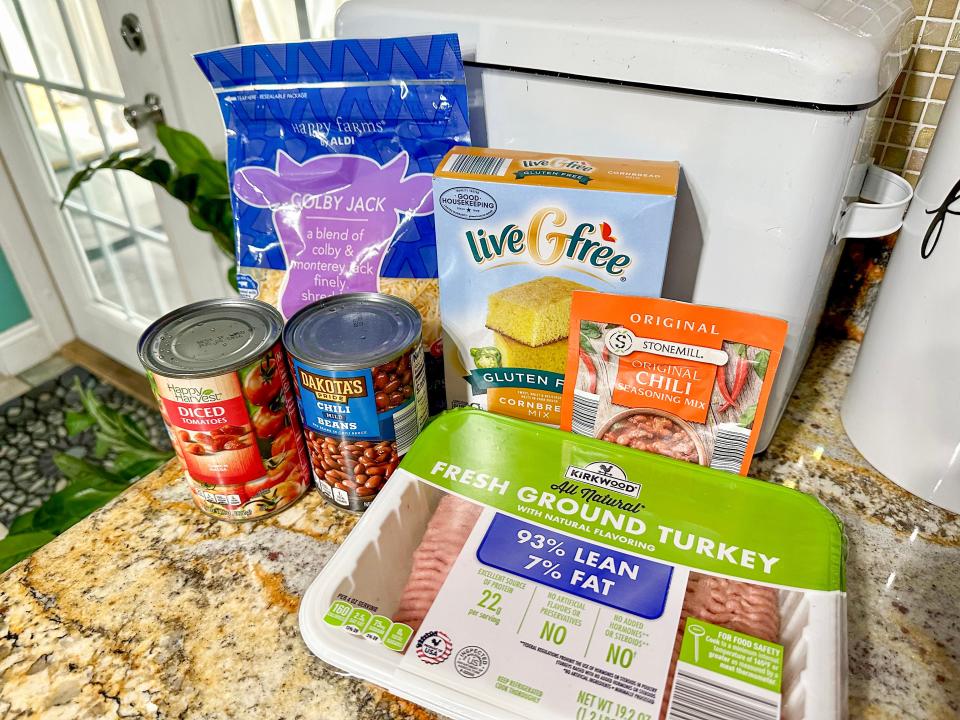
(138, 299), (310, 522)
(283, 293), (428, 513)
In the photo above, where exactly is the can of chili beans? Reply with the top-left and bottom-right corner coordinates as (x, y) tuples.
(138, 298), (310, 522)
(283, 292), (429, 513)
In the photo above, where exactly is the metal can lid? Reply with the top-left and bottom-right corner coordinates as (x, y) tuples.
(283, 292), (422, 370)
(138, 298), (284, 378)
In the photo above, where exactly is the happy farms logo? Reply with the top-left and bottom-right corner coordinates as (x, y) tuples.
(416, 630), (453, 665)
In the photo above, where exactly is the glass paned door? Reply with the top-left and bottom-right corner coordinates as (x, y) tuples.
(0, 0), (191, 364)
(231, 0), (346, 42)
(0, 0), (186, 320)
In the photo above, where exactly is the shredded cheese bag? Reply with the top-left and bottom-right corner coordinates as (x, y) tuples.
(195, 35), (470, 413)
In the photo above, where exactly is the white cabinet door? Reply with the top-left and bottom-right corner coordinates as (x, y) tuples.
(0, 0), (235, 370)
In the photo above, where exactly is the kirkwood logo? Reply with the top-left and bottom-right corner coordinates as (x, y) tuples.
(564, 461), (641, 498)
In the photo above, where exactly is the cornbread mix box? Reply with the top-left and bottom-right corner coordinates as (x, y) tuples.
(561, 293), (788, 475)
(432, 147), (679, 426)
(300, 409), (848, 720)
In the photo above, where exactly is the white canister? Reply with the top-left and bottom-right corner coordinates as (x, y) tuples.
(842, 82), (960, 514)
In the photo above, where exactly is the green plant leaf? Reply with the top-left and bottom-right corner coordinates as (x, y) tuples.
(34, 455), (133, 532)
(0, 384), (174, 570)
(60, 150), (131, 207)
(754, 350), (770, 380)
(8, 508), (39, 534)
(195, 158), (230, 196)
(115, 412), (154, 447)
(112, 457), (165, 480)
(732, 343), (748, 358)
(738, 403), (757, 428)
(53, 453), (126, 487)
(92, 435), (112, 459)
(70, 380), (165, 458)
(139, 158), (172, 186)
(32, 486), (121, 535)
(170, 173), (200, 203)
(0, 531), (57, 573)
(64, 410), (96, 436)
(193, 196), (234, 237)
(188, 207), (234, 259)
(60, 150), (172, 208)
(57, 122), (236, 295)
(156, 124), (212, 171)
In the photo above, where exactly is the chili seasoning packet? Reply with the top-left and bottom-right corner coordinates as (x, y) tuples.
(195, 35), (470, 414)
(560, 293), (787, 474)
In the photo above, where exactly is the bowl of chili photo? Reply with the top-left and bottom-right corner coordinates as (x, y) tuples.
(597, 408), (706, 465)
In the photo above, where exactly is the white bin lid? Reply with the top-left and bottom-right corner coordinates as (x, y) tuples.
(337, 0), (916, 108)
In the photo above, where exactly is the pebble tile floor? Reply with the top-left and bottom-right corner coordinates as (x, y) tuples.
(0, 355), (169, 532)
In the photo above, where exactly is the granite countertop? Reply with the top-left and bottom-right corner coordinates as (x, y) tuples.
(1, 337), (957, 719)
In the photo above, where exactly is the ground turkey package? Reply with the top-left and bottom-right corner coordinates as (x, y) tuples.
(299, 410), (848, 720)
(195, 36), (470, 412)
(561, 293), (788, 475)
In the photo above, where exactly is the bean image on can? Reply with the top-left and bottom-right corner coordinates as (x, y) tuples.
(283, 293), (428, 512)
(138, 299), (311, 522)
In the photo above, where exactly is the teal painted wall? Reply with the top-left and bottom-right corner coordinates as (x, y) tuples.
(0, 247), (31, 332)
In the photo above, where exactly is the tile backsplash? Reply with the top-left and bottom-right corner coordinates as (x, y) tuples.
(874, 0), (959, 186)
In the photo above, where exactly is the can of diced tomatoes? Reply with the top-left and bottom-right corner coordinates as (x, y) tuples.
(138, 298), (310, 522)
(283, 293), (429, 513)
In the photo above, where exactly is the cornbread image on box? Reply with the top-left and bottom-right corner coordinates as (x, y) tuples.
(433, 147), (679, 425)
(489, 277), (589, 373)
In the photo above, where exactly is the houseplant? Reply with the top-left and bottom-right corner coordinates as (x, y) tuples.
(61, 124), (237, 287)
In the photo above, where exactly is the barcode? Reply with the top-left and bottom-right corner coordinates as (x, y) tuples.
(412, 348), (429, 429)
(572, 389), (600, 436)
(394, 349), (429, 456)
(667, 669), (779, 720)
(709, 424), (752, 473)
(444, 153), (509, 176)
(394, 401), (419, 456)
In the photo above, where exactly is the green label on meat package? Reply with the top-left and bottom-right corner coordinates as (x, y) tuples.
(679, 619), (783, 692)
(323, 600), (413, 651)
(399, 409), (845, 591)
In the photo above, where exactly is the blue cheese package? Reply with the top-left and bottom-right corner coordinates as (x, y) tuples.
(195, 35), (470, 412)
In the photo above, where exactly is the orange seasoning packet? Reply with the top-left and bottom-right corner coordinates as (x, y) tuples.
(559, 292), (787, 475)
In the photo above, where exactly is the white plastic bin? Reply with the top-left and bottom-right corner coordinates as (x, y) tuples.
(337, 0), (916, 449)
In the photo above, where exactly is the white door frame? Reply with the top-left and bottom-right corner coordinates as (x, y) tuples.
(0, 153), (73, 375)
(0, 0), (237, 372)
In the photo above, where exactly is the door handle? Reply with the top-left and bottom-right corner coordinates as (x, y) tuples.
(123, 93), (164, 130)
